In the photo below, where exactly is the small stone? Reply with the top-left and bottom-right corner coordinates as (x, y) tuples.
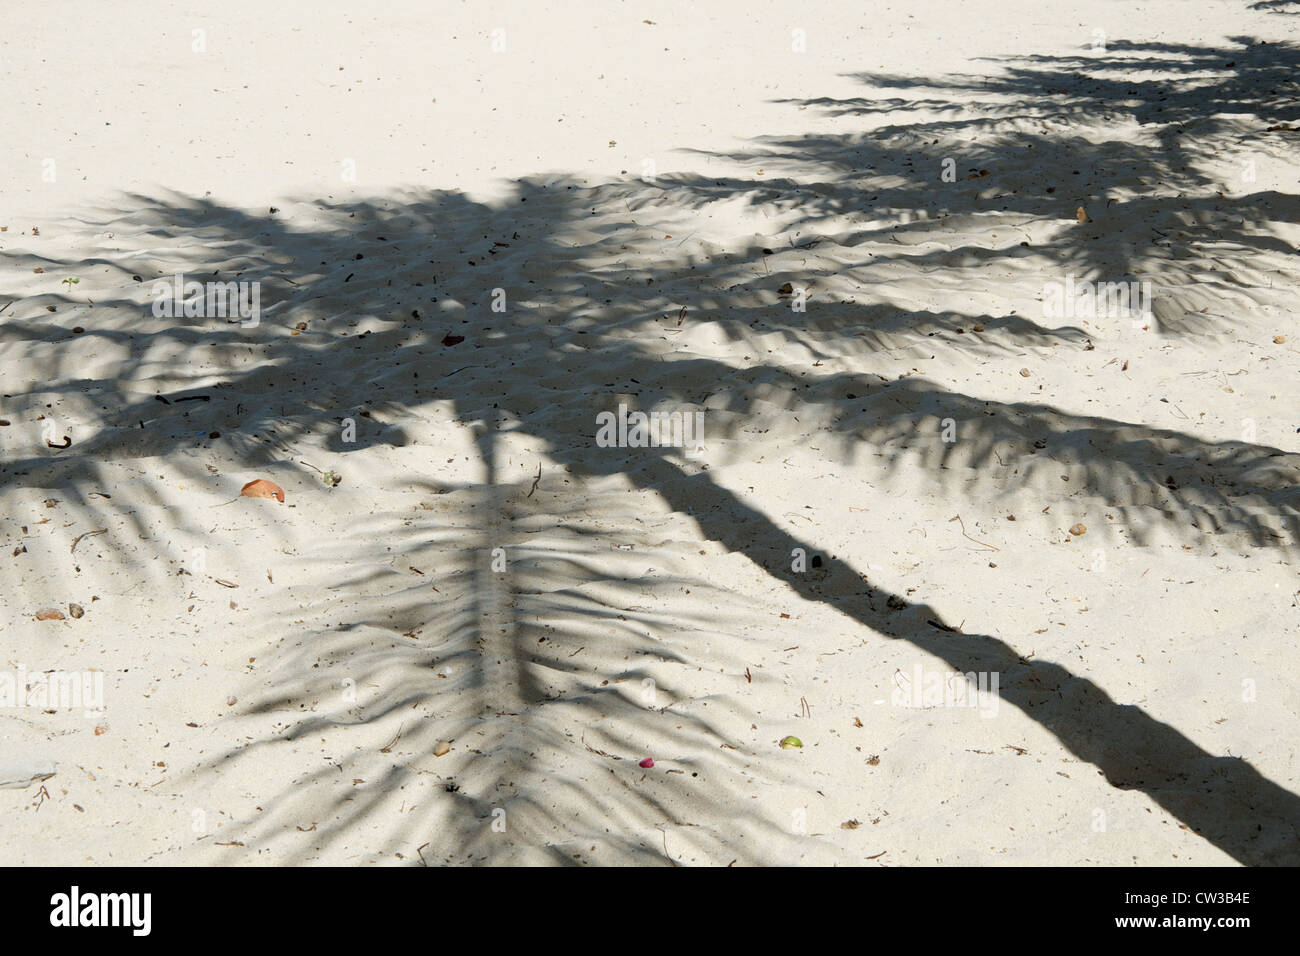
(1069, 523), (1087, 536)
(1274, 335), (1286, 344)
(1019, 368), (1032, 377)
(69, 603), (84, 619)
(434, 740), (452, 757)
(35, 608), (65, 621)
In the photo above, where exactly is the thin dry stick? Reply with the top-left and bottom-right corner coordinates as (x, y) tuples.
(949, 514), (1000, 552)
(380, 724), (404, 754)
(656, 826), (680, 867)
(70, 528), (108, 554)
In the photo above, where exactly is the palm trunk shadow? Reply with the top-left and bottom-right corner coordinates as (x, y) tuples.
(457, 413), (554, 859)
(578, 454), (1300, 865)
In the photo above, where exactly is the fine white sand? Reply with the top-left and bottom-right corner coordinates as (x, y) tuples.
(2, 1), (1298, 865)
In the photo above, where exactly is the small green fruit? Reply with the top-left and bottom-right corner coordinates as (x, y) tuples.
(779, 735), (803, 750)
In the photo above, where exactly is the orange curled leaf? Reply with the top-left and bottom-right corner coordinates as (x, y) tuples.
(240, 479), (285, 503)
(35, 608), (66, 621)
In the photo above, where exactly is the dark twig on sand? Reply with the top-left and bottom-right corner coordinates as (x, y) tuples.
(70, 528), (108, 554)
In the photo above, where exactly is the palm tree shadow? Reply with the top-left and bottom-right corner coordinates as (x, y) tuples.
(571, 451), (1300, 864)
(4, 30), (1299, 864)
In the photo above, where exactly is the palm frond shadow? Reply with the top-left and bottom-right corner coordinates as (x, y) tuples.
(4, 31), (1298, 863)
(196, 459), (803, 863)
(1250, 1), (1300, 13)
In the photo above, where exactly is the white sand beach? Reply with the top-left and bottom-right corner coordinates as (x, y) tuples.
(1, 0), (1298, 865)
